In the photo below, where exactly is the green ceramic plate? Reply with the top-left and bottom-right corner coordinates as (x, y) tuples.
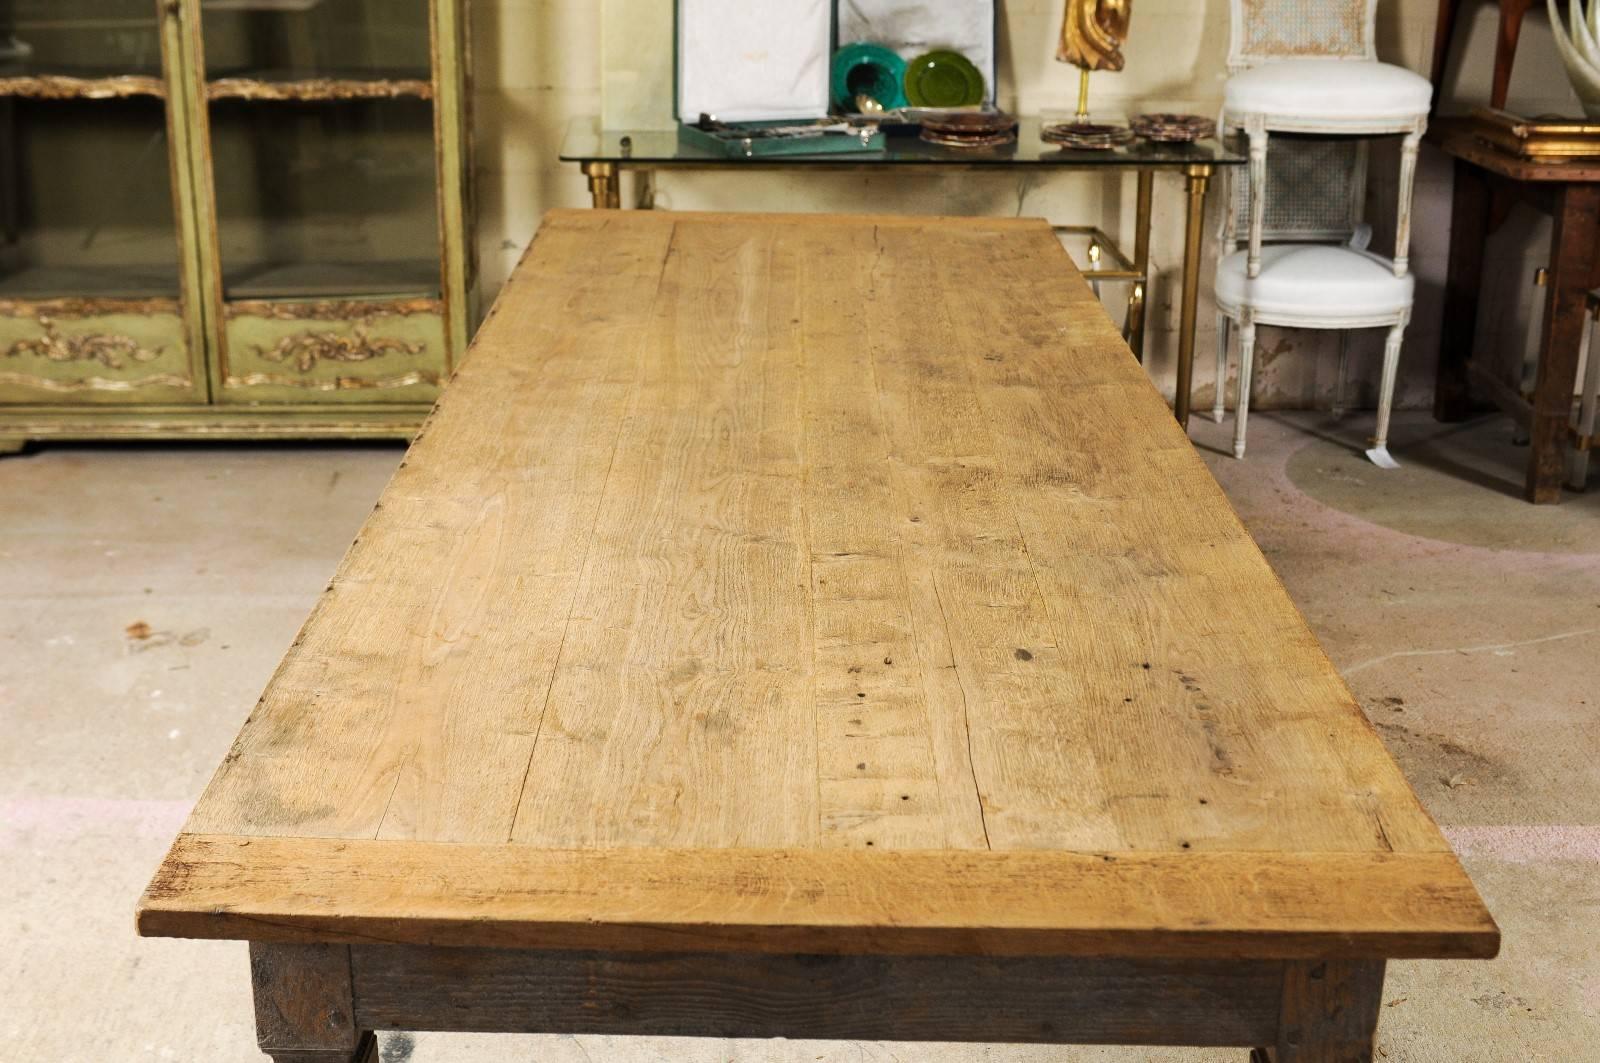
(903, 49), (985, 108)
(832, 42), (907, 111)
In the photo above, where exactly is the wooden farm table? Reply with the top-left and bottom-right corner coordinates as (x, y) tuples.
(139, 211), (1498, 1062)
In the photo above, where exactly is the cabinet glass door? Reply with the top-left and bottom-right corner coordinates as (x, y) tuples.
(0, 0), (166, 80)
(0, 1), (206, 406)
(192, 0), (448, 404)
(200, 0), (430, 84)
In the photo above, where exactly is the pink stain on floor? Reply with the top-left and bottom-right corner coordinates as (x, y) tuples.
(1, 796), (192, 840)
(1444, 825), (1600, 864)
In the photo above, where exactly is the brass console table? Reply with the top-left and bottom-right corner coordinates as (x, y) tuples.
(560, 118), (1242, 427)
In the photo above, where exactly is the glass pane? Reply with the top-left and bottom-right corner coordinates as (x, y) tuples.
(210, 98), (440, 299)
(0, 0), (164, 79)
(201, 0), (430, 83)
(0, 97), (180, 298)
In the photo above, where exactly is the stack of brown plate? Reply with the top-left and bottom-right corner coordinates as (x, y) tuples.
(1129, 113), (1215, 143)
(919, 110), (1018, 149)
(1040, 120), (1135, 151)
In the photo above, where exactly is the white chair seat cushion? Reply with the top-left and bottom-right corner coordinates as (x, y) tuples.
(1215, 245), (1414, 321)
(1224, 60), (1431, 122)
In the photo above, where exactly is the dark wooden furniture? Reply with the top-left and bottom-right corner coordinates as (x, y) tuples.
(1433, 121), (1598, 502)
(1430, 0), (1549, 111)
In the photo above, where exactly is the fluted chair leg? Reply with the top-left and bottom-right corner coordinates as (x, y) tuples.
(1234, 319), (1257, 459)
(1394, 127), (1422, 278)
(1215, 311), (1232, 423)
(1332, 332), (1351, 420)
(1366, 322), (1406, 469)
(1246, 120), (1268, 279)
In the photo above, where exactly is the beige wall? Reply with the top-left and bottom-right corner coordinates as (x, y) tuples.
(471, 0), (1581, 410)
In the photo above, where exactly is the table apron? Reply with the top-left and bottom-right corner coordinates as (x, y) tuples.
(349, 945), (1289, 1047)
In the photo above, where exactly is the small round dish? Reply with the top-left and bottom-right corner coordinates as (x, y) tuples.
(920, 110), (1016, 136)
(831, 42), (907, 112)
(1129, 113), (1216, 143)
(904, 49), (985, 109)
(1041, 121), (1136, 151)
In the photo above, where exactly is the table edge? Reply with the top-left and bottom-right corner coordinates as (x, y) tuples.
(137, 833), (1499, 961)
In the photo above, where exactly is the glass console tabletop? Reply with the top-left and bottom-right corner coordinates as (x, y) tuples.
(557, 117), (1242, 430)
(560, 117), (1244, 169)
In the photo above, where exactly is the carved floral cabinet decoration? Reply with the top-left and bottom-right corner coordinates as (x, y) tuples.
(0, 0), (473, 452)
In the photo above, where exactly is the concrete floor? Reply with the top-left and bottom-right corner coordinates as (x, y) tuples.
(2, 411), (1596, 1062)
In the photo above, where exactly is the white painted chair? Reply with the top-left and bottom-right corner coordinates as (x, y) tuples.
(1214, 0), (1431, 466)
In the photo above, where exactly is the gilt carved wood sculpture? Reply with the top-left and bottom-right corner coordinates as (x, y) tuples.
(1059, 0), (1133, 118)
(1058, 0), (1134, 69)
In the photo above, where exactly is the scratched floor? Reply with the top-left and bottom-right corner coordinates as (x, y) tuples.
(2, 412), (1595, 1062)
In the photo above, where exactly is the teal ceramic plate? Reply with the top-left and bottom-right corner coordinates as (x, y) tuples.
(903, 49), (985, 108)
(831, 42), (907, 112)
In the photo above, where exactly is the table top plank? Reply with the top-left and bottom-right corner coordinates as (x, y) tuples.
(187, 217), (678, 843)
(510, 221), (822, 848)
(140, 835), (1499, 960)
(798, 221), (988, 849)
(900, 222), (1452, 856)
(145, 210), (1493, 959)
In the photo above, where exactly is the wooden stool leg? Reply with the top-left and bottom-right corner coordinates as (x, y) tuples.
(250, 944), (376, 1063)
(1257, 959), (1386, 1063)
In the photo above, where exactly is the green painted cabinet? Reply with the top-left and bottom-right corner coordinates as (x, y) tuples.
(0, 0), (474, 452)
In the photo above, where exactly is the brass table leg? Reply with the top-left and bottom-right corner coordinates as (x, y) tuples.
(583, 161), (619, 209)
(1176, 164), (1214, 428)
(1127, 169), (1154, 362)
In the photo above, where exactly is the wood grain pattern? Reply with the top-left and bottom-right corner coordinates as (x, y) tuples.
(142, 210), (1494, 961)
(1270, 959), (1386, 1062)
(349, 946), (1283, 1046)
(140, 835), (1499, 959)
(249, 943), (372, 1061)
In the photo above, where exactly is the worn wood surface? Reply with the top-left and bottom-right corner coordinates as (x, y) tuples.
(349, 946), (1282, 1045)
(141, 835), (1499, 959)
(1269, 959), (1387, 1062)
(1430, 120), (1600, 182)
(1528, 184), (1600, 502)
(140, 210), (1494, 961)
(1430, 124), (1598, 502)
(249, 943), (374, 1062)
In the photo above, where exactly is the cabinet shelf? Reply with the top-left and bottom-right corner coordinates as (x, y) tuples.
(0, 73), (166, 99)
(222, 259), (440, 301)
(207, 72), (432, 102)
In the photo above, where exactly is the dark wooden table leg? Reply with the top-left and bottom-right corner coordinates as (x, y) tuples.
(1435, 158), (1491, 422)
(1526, 184), (1600, 503)
(250, 944), (377, 1063)
(1491, 0), (1539, 111)
(1429, 0), (1465, 96)
(1256, 959), (1386, 1063)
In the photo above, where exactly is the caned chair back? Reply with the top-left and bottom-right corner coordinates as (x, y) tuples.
(1229, 134), (1366, 246)
(1228, 0), (1379, 71)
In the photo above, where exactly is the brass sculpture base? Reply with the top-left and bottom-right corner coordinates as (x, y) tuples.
(1470, 107), (1600, 161)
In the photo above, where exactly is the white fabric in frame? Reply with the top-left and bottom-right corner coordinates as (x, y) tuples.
(837, 0), (997, 105)
(677, 0), (832, 122)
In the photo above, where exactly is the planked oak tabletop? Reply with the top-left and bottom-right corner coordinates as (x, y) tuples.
(139, 211), (1496, 964)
